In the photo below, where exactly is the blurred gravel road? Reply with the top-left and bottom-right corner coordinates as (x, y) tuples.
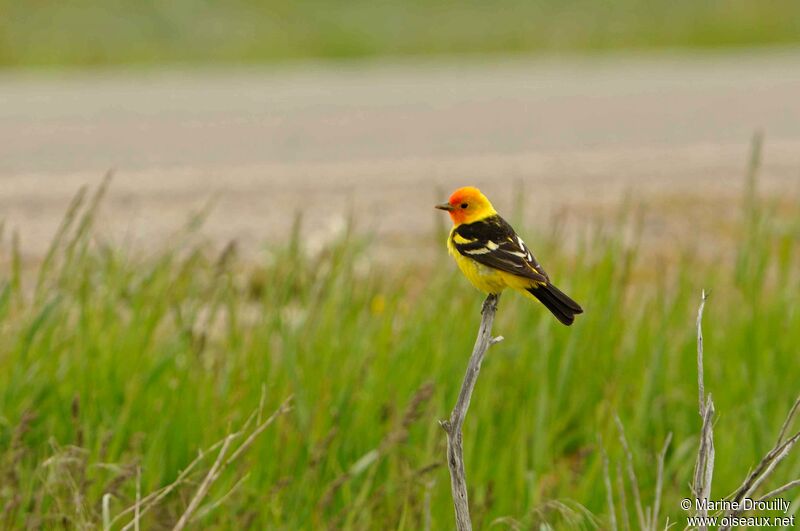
(2, 50), (799, 260)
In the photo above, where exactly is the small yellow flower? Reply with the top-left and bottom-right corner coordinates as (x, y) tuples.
(370, 294), (386, 315)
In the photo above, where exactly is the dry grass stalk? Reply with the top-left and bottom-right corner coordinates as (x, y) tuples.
(599, 438), (618, 531)
(134, 466), (141, 531)
(614, 416), (646, 530)
(1, 410), (36, 525)
(317, 381), (437, 512)
(423, 479), (435, 531)
(651, 432), (672, 530)
(109, 439), (226, 529)
(171, 396), (293, 530)
(102, 493), (112, 530)
(172, 434), (237, 531)
(109, 395), (292, 531)
(440, 293), (503, 531)
(193, 472), (251, 522)
(309, 427), (338, 469)
(695, 290), (708, 416)
(615, 462), (631, 531)
(602, 417), (671, 531)
(224, 396), (293, 467)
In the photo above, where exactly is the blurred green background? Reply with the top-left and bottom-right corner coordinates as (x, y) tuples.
(2, 0), (800, 67)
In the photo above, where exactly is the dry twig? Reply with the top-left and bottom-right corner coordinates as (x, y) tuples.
(440, 293), (503, 531)
(718, 396), (800, 528)
(691, 290), (715, 530)
(688, 289), (800, 531)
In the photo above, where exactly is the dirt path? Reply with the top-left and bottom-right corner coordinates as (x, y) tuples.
(2, 50), (799, 260)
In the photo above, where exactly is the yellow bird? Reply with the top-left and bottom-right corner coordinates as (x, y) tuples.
(436, 186), (583, 325)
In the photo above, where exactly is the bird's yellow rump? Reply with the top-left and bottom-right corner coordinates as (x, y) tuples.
(436, 186), (583, 325)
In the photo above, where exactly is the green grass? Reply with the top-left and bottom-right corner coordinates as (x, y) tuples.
(1, 157), (799, 529)
(1, 0), (800, 67)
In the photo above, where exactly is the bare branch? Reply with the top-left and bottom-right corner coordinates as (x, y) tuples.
(693, 397), (715, 495)
(688, 290), (800, 531)
(691, 290), (715, 530)
(728, 430), (800, 507)
(440, 293), (502, 531)
(724, 392), (800, 511)
(719, 426), (800, 530)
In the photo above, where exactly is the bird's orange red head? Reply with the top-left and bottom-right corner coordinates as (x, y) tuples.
(435, 186), (497, 225)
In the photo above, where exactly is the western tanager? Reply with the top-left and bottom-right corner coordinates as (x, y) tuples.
(436, 186), (583, 325)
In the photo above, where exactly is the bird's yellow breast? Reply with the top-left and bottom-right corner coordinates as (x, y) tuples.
(447, 229), (508, 294)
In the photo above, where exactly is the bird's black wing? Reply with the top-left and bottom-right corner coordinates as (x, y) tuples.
(453, 215), (549, 283)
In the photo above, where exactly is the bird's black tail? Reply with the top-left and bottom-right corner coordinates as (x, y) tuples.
(526, 283), (583, 326)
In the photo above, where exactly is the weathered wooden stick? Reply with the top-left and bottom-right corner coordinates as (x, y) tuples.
(440, 293), (503, 531)
(692, 289), (714, 530)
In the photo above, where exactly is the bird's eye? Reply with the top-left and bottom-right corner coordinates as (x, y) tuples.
(460, 203), (468, 209)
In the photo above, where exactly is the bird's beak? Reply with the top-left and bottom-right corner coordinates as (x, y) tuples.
(435, 202), (455, 211)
